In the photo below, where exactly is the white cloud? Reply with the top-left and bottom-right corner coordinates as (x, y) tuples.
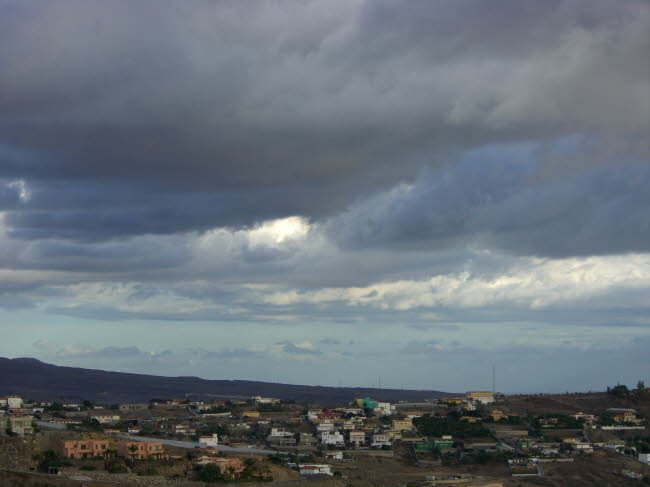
(261, 254), (650, 311)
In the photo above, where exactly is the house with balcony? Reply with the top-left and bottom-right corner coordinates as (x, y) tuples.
(196, 456), (244, 478)
(349, 430), (365, 447)
(117, 441), (165, 460)
(371, 433), (392, 448)
(59, 440), (112, 459)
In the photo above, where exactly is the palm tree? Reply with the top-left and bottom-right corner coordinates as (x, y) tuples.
(128, 444), (139, 461)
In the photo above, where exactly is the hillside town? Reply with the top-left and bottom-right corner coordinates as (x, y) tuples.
(1, 383), (649, 486)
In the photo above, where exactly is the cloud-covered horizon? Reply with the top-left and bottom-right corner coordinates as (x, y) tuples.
(1, 0), (648, 392)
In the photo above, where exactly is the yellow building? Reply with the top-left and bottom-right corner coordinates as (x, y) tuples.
(445, 398), (464, 405)
(242, 411), (260, 418)
(460, 416), (482, 423)
(466, 391), (495, 404)
(491, 410), (507, 421)
(392, 418), (413, 431)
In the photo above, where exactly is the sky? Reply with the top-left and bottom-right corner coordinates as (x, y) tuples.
(0, 0), (649, 394)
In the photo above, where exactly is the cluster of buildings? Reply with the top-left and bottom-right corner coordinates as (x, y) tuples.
(0, 395), (34, 436)
(3, 388), (648, 482)
(59, 439), (165, 460)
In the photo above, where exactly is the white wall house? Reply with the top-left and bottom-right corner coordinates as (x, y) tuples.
(299, 464), (333, 476)
(349, 431), (365, 447)
(320, 431), (345, 446)
(372, 433), (392, 448)
(373, 402), (393, 416)
(307, 410), (322, 420)
(316, 421), (335, 432)
(325, 451), (343, 460)
(270, 427), (293, 437)
(7, 396), (23, 409)
(199, 433), (219, 448)
(254, 396), (280, 404)
(91, 415), (120, 424)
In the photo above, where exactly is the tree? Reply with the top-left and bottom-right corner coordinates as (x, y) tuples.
(81, 418), (103, 431)
(198, 463), (224, 482)
(127, 444), (139, 462)
(638, 380), (646, 390)
(44, 402), (64, 412)
(33, 450), (62, 473)
(610, 384), (629, 398)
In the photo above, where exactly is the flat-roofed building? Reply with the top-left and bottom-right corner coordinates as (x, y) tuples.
(392, 418), (413, 431)
(60, 440), (111, 459)
(9, 416), (33, 436)
(118, 404), (148, 412)
(349, 430), (365, 447)
(466, 391), (495, 404)
(117, 441), (164, 460)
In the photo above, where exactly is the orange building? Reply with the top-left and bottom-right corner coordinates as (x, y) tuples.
(491, 410), (508, 421)
(59, 440), (112, 459)
(117, 441), (165, 460)
(197, 456), (244, 478)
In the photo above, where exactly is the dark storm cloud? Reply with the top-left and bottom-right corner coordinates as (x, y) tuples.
(0, 0), (647, 246)
(0, 180), (23, 208)
(329, 150), (650, 257)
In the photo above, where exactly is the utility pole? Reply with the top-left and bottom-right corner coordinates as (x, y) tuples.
(492, 364), (496, 395)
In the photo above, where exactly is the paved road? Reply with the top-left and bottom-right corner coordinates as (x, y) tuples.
(36, 421), (290, 456)
(35, 420), (68, 431)
(115, 434), (284, 455)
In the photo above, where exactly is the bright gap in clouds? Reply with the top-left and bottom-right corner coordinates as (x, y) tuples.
(247, 216), (310, 245)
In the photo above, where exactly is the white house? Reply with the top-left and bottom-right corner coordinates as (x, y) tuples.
(320, 431), (345, 446)
(91, 414), (120, 424)
(373, 402), (393, 416)
(316, 421), (335, 432)
(299, 464), (333, 476)
(307, 410), (322, 420)
(573, 442), (593, 453)
(349, 430), (365, 447)
(324, 451), (343, 460)
(639, 453), (650, 465)
(7, 396), (23, 410)
(371, 433), (392, 448)
(270, 427), (293, 437)
(254, 396), (280, 404)
(465, 391), (495, 404)
(199, 433), (219, 448)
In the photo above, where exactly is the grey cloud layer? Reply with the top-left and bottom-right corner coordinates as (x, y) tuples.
(1, 0), (648, 244)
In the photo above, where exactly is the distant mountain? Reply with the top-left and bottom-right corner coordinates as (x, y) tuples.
(0, 357), (454, 405)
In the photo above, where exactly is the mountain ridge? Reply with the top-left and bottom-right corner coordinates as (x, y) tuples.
(0, 357), (454, 404)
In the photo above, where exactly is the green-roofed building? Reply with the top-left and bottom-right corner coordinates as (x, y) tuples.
(416, 437), (454, 452)
(363, 397), (379, 409)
